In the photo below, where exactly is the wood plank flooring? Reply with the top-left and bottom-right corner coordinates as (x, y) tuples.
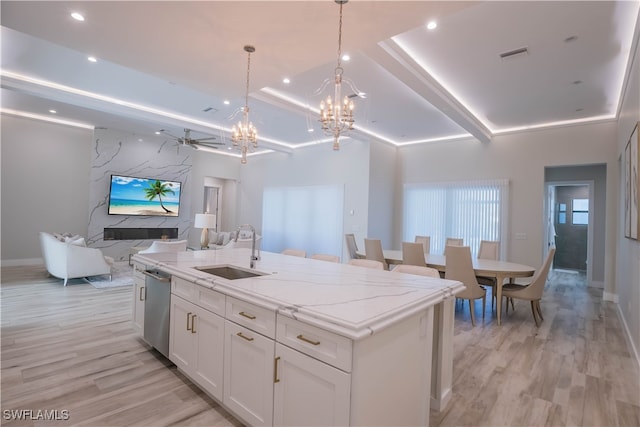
(1, 266), (638, 426)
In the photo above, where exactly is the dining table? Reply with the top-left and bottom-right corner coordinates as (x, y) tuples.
(356, 249), (536, 326)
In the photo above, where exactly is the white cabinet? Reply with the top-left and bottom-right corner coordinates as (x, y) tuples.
(273, 343), (350, 426)
(223, 319), (275, 426)
(169, 294), (225, 401)
(132, 261), (146, 334)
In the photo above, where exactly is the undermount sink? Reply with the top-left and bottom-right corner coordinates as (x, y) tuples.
(194, 265), (267, 280)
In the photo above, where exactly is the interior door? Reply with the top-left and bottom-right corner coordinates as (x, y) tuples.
(554, 185), (589, 271)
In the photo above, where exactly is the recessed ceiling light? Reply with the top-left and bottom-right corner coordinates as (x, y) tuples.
(71, 12), (85, 21)
(308, 128), (314, 133)
(49, 109), (57, 114)
(223, 100), (230, 105)
(283, 77), (290, 84)
(342, 54), (350, 61)
(155, 131), (161, 135)
(427, 21), (437, 30)
(87, 56), (97, 63)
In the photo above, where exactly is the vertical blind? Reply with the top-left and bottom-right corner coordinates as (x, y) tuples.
(262, 185), (344, 257)
(403, 179), (509, 258)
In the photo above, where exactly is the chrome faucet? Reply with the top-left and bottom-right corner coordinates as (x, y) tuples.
(235, 224), (259, 268)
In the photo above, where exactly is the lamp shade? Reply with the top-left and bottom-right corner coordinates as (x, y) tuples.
(194, 213), (217, 229)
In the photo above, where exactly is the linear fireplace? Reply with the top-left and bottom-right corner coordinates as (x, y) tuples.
(104, 227), (179, 240)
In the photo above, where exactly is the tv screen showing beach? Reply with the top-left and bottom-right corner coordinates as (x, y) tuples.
(108, 175), (181, 216)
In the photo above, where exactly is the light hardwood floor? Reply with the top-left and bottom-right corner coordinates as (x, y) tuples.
(1, 265), (638, 426)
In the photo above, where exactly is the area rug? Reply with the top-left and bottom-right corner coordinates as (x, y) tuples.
(84, 261), (134, 289)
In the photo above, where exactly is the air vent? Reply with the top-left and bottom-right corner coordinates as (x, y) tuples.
(499, 47), (529, 60)
(203, 107), (218, 113)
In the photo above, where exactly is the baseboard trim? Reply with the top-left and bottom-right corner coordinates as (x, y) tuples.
(602, 291), (619, 303)
(616, 303), (640, 370)
(1, 258), (43, 267)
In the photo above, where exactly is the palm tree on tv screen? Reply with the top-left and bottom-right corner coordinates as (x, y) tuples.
(144, 180), (176, 213)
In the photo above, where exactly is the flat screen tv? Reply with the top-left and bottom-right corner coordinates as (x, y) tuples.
(108, 175), (182, 217)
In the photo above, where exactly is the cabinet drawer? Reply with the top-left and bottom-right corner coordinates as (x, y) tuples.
(226, 297), (276, 339)
(276, 314), (353, 372)
(195, 286), (225, 317)
(172, 276), (195, 300)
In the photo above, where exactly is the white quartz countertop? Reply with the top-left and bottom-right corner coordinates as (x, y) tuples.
(133, 248), (464, 340)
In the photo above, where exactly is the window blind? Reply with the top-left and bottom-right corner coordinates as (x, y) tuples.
(403, 179), (509, 259)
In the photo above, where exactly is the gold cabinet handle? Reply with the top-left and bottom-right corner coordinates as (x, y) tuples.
(186, 312), (192, 331)
(236, 332), (254, 341)
(239, 311), (256, 320)
(139, 286), (145, 301)
(297, 334), (320, 346)
(274, 356), (281, 383)
(191, 314), (197, 334)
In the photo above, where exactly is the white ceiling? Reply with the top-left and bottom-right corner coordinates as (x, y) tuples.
(1, 1), (639, 158)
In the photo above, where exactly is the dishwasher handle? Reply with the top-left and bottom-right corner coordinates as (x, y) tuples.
(142, 270), (170, 282)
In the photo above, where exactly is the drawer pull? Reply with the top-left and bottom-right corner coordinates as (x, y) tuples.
(274, 356), (281, 383)
(297, 334), (320, 346)
(139, 286), (145, 301)
(191, 315), (197, 334)
(239, 311), (256, 320)
(236, 332), (254, 342)
(186, 312), (193, 331)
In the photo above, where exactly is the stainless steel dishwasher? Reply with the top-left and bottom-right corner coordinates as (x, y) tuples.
(142, 269), (171, 358)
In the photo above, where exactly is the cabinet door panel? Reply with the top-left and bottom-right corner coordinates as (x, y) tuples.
(192, 306), (224, 401)
(132, 279), (145, 334)
(274, 343), (350, 426)
(169, 296), (195, 371)
(223, 321), (274, 426)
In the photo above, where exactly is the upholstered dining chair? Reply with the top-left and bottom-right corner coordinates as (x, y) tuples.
(348, 259), (384, 270)
(414, 235), (431, 254)
(502, 248), (556, 327)
(392, 264), (440, 278)
(345, 233), (360, 260)
(445, 245), (486, 326)
(282, 248), (307, 257)
(444, 238), (464, 255)
(402, 241), (427, 267)
(364, 238), (388, 270)
(310, 253), (340, 263)
(476, 240), (501, 309)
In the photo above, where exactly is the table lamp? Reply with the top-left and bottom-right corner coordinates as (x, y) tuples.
(194, 213), (217, 249)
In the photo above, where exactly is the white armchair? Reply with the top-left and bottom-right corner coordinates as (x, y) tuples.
(39, 232), (113, 286)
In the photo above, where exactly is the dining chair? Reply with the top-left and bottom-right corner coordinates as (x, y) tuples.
(445, 245), (486, 326)
(310, 253), (340, 263)
(501, 248), (556, 327)
(414, 235), (431, 254)
(476, 240), (500, 309)
(392, 264), (440, 278)
(345, 233), (360, 260)
(402, 241), (427, 267)
(444, 237), (463, 255)
(364, 238), (388, 270)
(282, 248), (307, 257)
(348, 259), (384, 270)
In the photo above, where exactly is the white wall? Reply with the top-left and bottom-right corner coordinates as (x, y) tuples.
(615, 30), (640, 364)
(368, 141), (398, 249)
(1, 115), (93, 265)
(234, 140), (371, 262)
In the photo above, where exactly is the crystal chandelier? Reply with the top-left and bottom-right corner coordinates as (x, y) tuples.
(232, 45), (258, 164)
(319, 0), (354, 151)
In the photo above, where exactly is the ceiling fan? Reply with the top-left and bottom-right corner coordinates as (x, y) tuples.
(160, 128), (225, 150)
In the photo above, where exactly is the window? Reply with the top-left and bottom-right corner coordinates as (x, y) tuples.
(403, 180), (509, 258)
(558, 203), (567, 224)
(572, 198), (589, 225)
(262, 185), (344, 257)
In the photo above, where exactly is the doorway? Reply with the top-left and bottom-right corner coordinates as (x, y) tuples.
(545, 182), (594, 283)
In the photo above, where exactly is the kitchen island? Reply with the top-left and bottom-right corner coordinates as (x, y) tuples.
(133, 247), (463, 426)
